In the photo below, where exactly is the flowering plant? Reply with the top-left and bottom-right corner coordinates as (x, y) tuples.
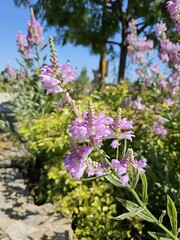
(3, 2), (178, 239)
(39, 32), (179, 239)
(2, 8), (56, 125)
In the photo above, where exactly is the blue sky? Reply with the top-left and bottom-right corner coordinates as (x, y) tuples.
(0, 0), (103, 80)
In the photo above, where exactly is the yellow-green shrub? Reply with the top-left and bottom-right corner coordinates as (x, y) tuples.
(18, 95), (144, 239)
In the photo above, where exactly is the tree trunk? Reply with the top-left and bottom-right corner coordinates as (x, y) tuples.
(118, 41), (128, 83)
(99, 49), (107, 90)
(117, 0), (129, 83)
(98, 0), (108, 90)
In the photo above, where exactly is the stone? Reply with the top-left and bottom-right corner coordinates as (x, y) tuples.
(0, 126), (73, 240)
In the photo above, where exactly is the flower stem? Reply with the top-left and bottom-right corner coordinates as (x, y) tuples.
(116, 144), (119, 160)
(129, 188), (178, 240)
(121, 139), (127, 158)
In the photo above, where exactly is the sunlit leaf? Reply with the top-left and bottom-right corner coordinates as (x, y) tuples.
(141, 173), (148, 204)
(112, 210), (139, 220)
(148, 231), (174, 240)
(116, 198), (155, 223)
(167, 195), (178, 236)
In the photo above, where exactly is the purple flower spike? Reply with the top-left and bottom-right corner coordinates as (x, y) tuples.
(156, 22), (167, 36)
(27, 16), (44, 46)
(5, 64), (16, 81)
(16, 32), (31, 58)
(40, 65), (63, 95)
(60, 61), (77, 85)
(69, 111), (113, 146)
(64, 145), (92, 180)
(111, 149), (147, 185)
(109, 117), (135, 142)
(167, 0), (180, 34)
(40, 62), (77, 94)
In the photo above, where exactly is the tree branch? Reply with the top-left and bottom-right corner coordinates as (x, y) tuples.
(106, 40), (121, 46)
(137, 24), (148, 35)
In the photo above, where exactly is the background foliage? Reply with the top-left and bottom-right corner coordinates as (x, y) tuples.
(17, 79), (179, 239)
(1, 1), (179, 239)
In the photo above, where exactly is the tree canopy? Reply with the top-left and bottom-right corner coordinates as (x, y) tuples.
(14, 0), (174, 83)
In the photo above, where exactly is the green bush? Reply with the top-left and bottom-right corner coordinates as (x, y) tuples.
(18, 79), (179, 239)
(19, 96), (144, 239)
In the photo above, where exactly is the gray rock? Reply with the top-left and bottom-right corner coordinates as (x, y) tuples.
(0, 130), (73, 240)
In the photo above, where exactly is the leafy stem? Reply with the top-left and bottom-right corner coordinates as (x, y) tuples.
(129, 188), (178, 240)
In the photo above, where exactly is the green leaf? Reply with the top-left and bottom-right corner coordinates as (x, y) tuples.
(105, 174), (127, 188)
(159, 210), (166, 224)
(167, 195), (178, 236)
(141, 173), (148, 204)
(112, 210), (139, 220)
(130, 169), (140, 189)
(116, 198), (155, 223)
(148, 231), (174, 240)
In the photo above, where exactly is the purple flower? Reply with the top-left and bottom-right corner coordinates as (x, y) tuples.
(127, 22), (154, 65)
(136, 51), (146, 64)
(150, 64), (159, 75)
(153, 121), (168, 138)
(156, 22), (167, 36)
(145, 39), (154, 50)
(57, 99), (63, 109)
(167, 0), (180, 34)
(16, 32), (31, 58)
(159, 39), (180, 67)
(64, 145), (108, 179)
(123, 97), (133, 107)
(6, 64), (14, 76)
(164, 97), (174, 105)
(157, 77), (168, 88)
(133, 158), (147, 173)
(87, 162), (108, 177)
(158, 52), (169, 62)
(176, 22), (180, 34)
(86, 165), (95, 176)
(27, 16), (44, 46)
(120, 174), (129, 185)
(110, 140), (119, 149)
(64, 145), (92, 180)
(40, 66), (63, 95)
(69, 111), (113, 146)
(111, 159), (127, 175)
(136, 68), (146, 78)
(133, 97), (145, 110)
(111, 149), (147, 185)
(40, 62), (77, 95)
(60, 61), (77, 85)
(5, 64), (16, 81)
(109, 117), (135, 142)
